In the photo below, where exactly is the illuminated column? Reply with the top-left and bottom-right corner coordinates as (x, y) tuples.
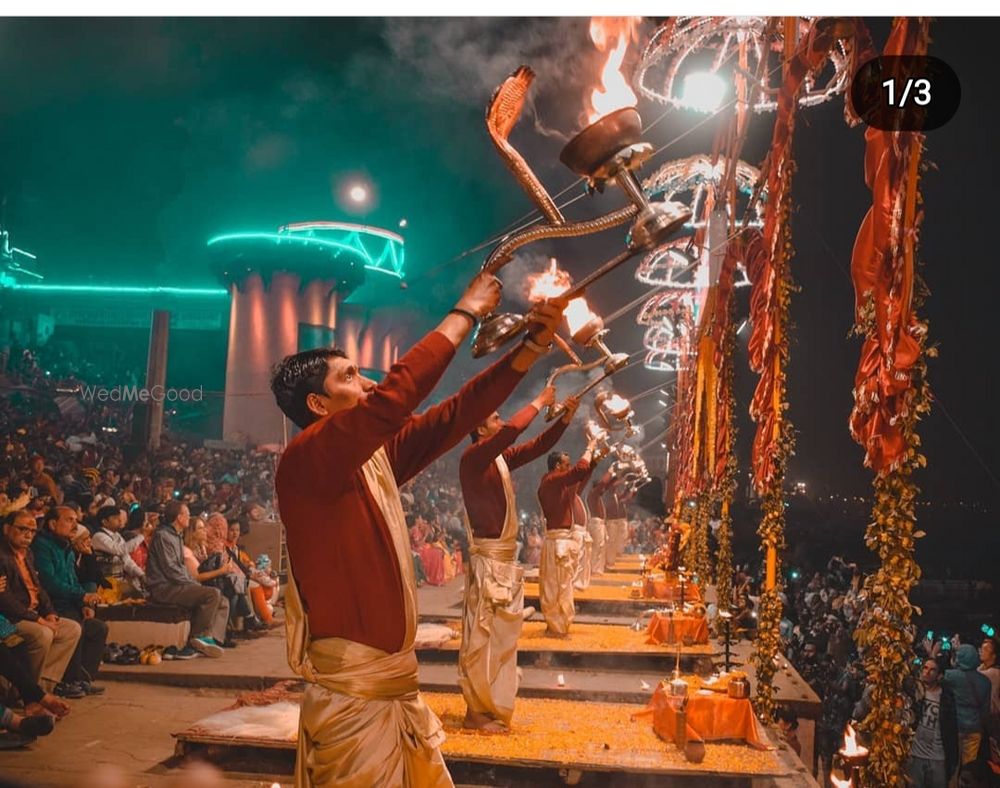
(223, 273), (302, 445)
(210, 222), (407, 445)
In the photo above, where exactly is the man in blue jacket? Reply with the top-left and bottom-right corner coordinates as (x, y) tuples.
(32, 507), (108, 697)
(944, 643), (992, 784)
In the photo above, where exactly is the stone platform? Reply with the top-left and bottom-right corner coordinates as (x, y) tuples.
(172, 691), (815, 787)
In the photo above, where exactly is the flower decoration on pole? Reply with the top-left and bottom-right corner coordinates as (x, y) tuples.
(847, 17), (933, 787)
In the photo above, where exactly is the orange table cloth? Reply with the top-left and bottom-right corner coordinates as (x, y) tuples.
(645, 612), (709, 645)
(636, 681), (767, 749)
(642, 576), (702, 603)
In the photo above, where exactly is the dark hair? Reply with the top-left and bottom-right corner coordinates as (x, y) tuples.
(164, 499), (187, 525)
(547, 452), (568, 472)
(43, 506), (71, 530)
(4, 509), (35, 528)
(270, 347), (347, 429)
(96, 505), (119, 526)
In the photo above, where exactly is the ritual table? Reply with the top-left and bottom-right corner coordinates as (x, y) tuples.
(642, 575), (702, 603)
(644, 611), (710, 646)
(636, 679), (768, 750)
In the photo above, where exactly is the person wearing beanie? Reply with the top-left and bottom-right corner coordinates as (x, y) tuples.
(944, 642), (992, 780)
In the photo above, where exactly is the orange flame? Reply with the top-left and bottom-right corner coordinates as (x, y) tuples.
(526, 258), (572, 301)
(840, 724), (868, 757)
(587, 17), (641, 124)
(566, 297), (598, 337)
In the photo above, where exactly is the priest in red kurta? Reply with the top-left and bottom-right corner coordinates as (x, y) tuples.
(457, 388), (577, 732)
(271, 271), (567, 788)
(536, 441), (601, 635)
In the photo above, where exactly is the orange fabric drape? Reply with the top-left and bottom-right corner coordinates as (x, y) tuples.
(635, 682), (767, 749)
(848, 18), (930, 474)
(645, 612), (710, 645)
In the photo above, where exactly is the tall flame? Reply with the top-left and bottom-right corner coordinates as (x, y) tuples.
(840, 724), (867, 756)
(587, 17), (641, 124)
(525, 258), (599, 336)
(526, 258), (572, 301)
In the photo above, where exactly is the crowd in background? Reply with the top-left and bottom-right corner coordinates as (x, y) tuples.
(0, 363), (282, 746)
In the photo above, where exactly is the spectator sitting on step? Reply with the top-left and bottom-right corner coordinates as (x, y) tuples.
(0, 582), (71, 720)
(31, 506), (108, 698)
(69, 524), (109, 597)
(0, 510), (82, 696)
(145, 501), (227, 659)
(90, 506), (145, 599)
(128, 510), (158, 573)
(220, 517), (267, 634)
(182, 516), (240, 648)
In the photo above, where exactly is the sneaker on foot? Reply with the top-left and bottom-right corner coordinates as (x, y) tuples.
(189, 636), (223, 658)
(15, 714), (54, 738)
(75, 681), (105, 696)
(53, 682), (85, 699)
(171, 646), (200, 660)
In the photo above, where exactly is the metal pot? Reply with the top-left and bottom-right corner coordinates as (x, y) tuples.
(727, 675), (751, 699)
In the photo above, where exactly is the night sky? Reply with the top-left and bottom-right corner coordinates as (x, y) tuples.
(0, 17), (996, 513)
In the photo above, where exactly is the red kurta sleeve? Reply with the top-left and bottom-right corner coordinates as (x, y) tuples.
(503, 413), (570, 471)
(387, 348), (527, 486)
(279, 331), (456, 492)
(463, 404), (539, 472)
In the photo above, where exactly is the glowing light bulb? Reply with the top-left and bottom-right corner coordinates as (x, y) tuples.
(681, 71), (727, 113)
(349, 185), (369, 204)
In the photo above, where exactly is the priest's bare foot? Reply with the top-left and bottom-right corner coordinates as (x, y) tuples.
(463, 710), (508, 733)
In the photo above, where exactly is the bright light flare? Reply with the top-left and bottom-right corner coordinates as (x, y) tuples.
(565, 297), (598, 337)
(348, 184), (369, 204)
(604, 394), (631, 416)
(680, 71), (727, 113)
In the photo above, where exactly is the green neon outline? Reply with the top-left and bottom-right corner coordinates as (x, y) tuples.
(208, 231), (404, 279)
(9, 284), (229, 296)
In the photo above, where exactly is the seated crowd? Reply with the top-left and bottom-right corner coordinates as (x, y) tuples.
(0, 385), (281, 746)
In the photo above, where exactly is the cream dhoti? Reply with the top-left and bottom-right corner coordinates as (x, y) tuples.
(570, 524), (592, 591)
(539, 529), (579, 635)
(587, 516), (607, 575)
(457, 456), (524, 725)
(286, 448), (453, 788)
(605, 517), (629, 567)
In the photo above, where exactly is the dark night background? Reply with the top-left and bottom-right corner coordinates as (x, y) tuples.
(0, 18), (996, 584)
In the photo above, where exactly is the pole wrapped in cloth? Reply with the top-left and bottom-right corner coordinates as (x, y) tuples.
(587, 516), (607, 575)
(571, 525), (592, 590)
(539, 528), (579, 635)
(606, 518), (629, 566)
(457, 456), (524, 726)
(285, 447), (452, 788)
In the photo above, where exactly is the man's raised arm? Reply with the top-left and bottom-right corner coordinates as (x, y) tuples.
(389, 299), (568, 485)
(280, 273), (501, 487)
(504, 392), (577, 471)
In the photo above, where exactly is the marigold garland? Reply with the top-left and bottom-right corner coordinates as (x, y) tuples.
(692, 492), (713, 586)
(715, 302), (739, 612)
